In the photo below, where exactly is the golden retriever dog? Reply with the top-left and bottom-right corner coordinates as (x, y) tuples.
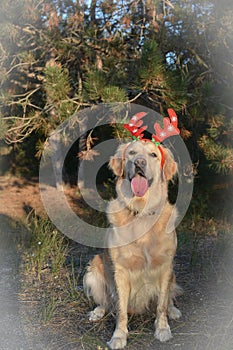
(83, 139), (182, 349)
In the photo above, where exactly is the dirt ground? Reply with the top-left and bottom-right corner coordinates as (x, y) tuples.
(0, 176), (45, 219)
(1, 175), (233, 350)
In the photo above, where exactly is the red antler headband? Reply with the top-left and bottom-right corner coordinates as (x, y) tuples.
(123, 109), (180, 168)
(123, 111), (148, 140)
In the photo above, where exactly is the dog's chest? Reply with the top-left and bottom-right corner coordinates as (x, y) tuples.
(116, 233), (174, 272)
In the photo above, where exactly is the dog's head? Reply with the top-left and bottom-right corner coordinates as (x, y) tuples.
(109, 140), (177, 208)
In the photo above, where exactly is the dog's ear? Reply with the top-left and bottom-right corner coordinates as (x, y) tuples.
(163, 147), (177, 181)
(109, 143), (129, 177)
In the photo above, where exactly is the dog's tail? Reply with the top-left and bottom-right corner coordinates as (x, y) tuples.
(83, 254), (109, 308)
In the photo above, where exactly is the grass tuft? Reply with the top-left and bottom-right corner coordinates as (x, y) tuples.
(25, 212), (69, 278)
(41, 296), (60, 324)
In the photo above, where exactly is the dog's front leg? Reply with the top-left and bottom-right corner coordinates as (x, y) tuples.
(107, 266), (130, 350)
(154, 264), (173, 342)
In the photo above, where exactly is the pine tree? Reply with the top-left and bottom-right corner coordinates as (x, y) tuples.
(196, 0), (233, 175)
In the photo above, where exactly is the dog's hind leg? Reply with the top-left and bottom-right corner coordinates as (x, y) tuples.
(83, 254), (108, 321)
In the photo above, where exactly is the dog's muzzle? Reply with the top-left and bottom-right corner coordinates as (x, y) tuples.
(129, 157), (151, 197)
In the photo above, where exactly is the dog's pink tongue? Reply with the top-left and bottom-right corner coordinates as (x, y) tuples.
(131, 175), (148, 197)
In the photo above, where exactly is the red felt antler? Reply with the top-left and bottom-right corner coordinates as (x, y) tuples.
(123, 109), (180, 169)
(124, 112), (148, 139)
(152, 109), (180, 142)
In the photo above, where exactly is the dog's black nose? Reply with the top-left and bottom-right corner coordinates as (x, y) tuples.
(134, 157), (147, 169)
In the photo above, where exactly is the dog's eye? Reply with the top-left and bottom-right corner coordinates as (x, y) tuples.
(129, 150), (136, 155)
(151, 152), (157, 158)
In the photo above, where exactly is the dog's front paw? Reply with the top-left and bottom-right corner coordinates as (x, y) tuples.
(107, 337), (127, 349)
(154, 325), (172, 342)
(107, 329), (127, 349)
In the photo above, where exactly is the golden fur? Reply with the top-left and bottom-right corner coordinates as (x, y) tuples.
(83, 140), (182, 349)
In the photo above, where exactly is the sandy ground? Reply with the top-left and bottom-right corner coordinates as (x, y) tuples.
(0, 176), (45, 220)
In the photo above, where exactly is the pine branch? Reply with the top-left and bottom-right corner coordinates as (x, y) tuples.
(199, 135), (233, 174)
